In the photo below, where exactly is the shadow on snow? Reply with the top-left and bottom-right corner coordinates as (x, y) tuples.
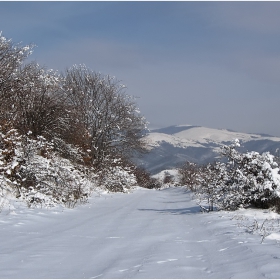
(138, 206), (200, 215)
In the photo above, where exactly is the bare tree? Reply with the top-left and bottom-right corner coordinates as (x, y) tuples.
(63, 64), (148, 165)
(0, 32), (33, 124)
(11, 62), (70, 139)
(178, 161), (200, 191)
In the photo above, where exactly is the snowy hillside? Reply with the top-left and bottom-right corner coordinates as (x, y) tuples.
(136, 125), (280, 174)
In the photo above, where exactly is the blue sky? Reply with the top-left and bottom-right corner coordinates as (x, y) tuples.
(1, 2), (280, 136)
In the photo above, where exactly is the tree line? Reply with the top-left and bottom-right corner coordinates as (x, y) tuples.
(0, 32), (158, 208)
(0, 33), (147, 165)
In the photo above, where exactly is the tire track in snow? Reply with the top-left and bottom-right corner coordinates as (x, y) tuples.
(0, 187), (280, 278)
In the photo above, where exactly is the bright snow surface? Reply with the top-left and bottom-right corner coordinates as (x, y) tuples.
(1, 187), (280, 278)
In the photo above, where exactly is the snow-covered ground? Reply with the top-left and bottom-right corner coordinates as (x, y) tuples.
(1, 187), (280, 278)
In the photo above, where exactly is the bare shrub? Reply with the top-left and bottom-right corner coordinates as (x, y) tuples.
(163, 171), (174, 185)
(178, 161), (200, 191)
(134, 167), (161, 189)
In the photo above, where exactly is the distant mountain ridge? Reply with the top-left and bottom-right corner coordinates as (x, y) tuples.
(135, 125), (280, 174)
(151, 125), (201, 135)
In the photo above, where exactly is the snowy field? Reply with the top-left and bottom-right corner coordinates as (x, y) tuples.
(1, 187), (280, 278)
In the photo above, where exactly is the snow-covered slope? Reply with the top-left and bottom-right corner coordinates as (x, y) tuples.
(136, 125), (280, 174)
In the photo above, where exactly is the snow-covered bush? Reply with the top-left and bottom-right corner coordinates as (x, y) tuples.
(179, 139), (280, 213)
(0, 126), (21, 212)
(0, 126), (93, 208)
(20, 150), (92, 208)
(51, 137), (84, 165)
(94, 156), (137, 193)
(195, 162), (227, 211)
(0, 125), (24, 199)
(0, 124), (144, 210)
(221, 140), (280, 211)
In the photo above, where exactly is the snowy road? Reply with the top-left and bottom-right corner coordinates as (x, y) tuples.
(0, 187), (280, 278)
